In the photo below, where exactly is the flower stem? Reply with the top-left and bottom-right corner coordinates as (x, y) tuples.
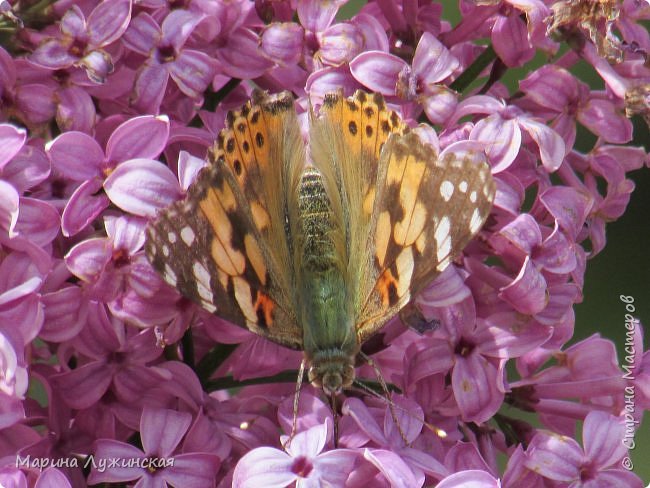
(204, 370), (301, 391)
(450, 45), (497, 93)
(196, 343), (239, 385)
(181, 327), (195, 368)
(203, 78), (241, 112)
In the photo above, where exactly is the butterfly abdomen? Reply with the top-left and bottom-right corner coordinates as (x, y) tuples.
(297, 167), (336, 271)
(295, 167), (357, 371)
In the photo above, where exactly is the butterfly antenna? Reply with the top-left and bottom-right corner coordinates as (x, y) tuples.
(354, 352), (448, 441)
(283, 359), (306, 450)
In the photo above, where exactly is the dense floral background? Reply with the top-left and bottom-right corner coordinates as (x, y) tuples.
(0, 0), (649, 486)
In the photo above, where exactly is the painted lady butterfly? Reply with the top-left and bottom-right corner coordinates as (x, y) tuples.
(145, 90), (495, 396)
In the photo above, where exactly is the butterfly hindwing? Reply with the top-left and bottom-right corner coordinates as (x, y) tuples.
(145, 92), (305, 349)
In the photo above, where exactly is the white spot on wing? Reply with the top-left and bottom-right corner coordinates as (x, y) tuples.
(459, 181), (468, 193)
(470, 191), (477, 203)
(469, 208), (483, 234)
(440, 180), (454, 202)
(168, 232), (177, 243)
(233, 276), (256, 322)
(164, 264), (177, 285)
(435, 216), (451, 263)
(436, 256), (451, 271)
(181, 226), (195, 246)
(193, 262), (213, 303)
(162, 244), (170, 257)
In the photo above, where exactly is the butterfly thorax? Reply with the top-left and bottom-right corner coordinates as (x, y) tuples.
(296, 167), (358, 395)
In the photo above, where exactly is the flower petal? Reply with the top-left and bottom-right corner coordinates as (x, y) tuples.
(106, 115), (170, 163)
(140, 407), (192, 457)
(123, 12), (161, 54)
(413, 32), (458, 84)
(217, 28), (274, 79)
(350, 51), (406, 95)
(583, 411), (628, 468)
(1, 144), (50, 193)
(61, 178), (110, 237)
(161, 10), (205, 49)
(30, 39), (77, 69)
(103, 159), (182, 217)
(498, 256), (548, 315)
(46, 131), (104, 181)
(518, 116), (565, 172)
(436, 470), (500, 488)
(524, 431), (582, 481)
(87, 0), (131, 46)
(51, 361), (113, 409)
(56, 85), (96, 132)
(232, 447), (294, 488)
(169, 50), (216, 98)
(64, 237), (112, 282)
(0, 124), (26, 170)
(88, 439), (146, 484)
(40, 286), (88, 342)
(15, 197), (59, 246)
(363, 449), (418, 488)
(35, 468), (72, 488)
(261, 23), (304, 65)
(0, 180), (19, 237)
(177, 151), (207, 191)
(452, 352), (504, 423)
(161, 453), (221, 488)
(132, 61), (169, 113)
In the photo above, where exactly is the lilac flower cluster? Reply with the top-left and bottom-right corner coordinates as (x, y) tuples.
(0, 0), (648, 486)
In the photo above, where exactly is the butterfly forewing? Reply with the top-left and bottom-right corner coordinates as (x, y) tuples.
(357, 133), (495, 341)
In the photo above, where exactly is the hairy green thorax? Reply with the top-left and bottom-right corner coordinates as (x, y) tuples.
(296, 167), (357, 362)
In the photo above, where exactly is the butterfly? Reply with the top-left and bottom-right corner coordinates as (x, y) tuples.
(145, 90), (495, 397)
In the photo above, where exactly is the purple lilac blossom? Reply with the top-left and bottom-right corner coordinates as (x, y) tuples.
(0, 0), (648, 486)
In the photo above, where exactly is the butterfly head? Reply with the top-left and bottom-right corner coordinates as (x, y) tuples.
(307, 352), (355, 396)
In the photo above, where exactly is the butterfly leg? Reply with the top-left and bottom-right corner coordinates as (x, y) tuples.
(283, 359), (306, 449)
(358, 351), (410, 446)
(329, 392), (339, 448)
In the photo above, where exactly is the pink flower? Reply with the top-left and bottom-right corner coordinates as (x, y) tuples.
(46, 114), (169, 236)
(452, 95), (566, 172)
(232, 422), (356, 487)
(350, 32), (459, 124)
(122, 10), (217, 112)
(89, 407), (220, 487)
(525, 410), (644, 487)
(343, 396), (449, 485)
(50, 302), (168, 409)
(520, 65), (633, 147)
(30, 0), (132, 83)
